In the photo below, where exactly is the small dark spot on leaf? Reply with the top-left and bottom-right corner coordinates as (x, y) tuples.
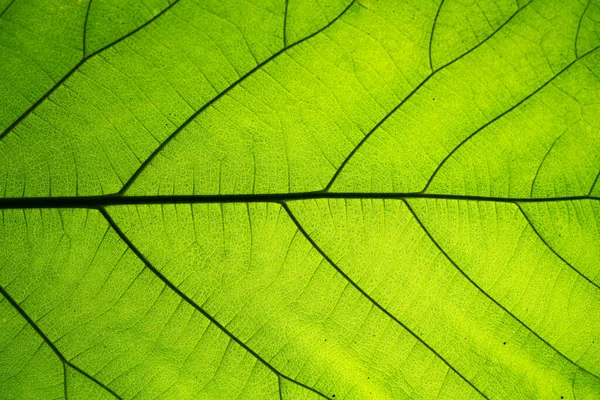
(503, 342), (506, 345)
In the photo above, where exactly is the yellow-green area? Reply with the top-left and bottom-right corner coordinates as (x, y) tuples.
(1, 0), (600, 399)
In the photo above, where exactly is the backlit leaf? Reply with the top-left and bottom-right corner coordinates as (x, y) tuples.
(1, 0), (599, 399)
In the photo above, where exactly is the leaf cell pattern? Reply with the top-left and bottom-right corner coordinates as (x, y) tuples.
(1, 0), (600, 399)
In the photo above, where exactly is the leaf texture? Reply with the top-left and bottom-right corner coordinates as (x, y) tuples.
(1, 0), (600, 399)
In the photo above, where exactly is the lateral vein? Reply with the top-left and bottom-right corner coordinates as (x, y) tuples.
(0, 0), (182, 142)
(515, 202), (600, 291)
(324, 1), (532, 191)
(99, 208), (332, 400)
(0, 284), (122, 399)
(119, 0), (357, 195)
(280, 202), (488, 399)
(404, 200), (600, 380)
(422, 44), (600, 193)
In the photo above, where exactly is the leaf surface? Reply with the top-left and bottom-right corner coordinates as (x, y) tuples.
(1, 0), (600, 399)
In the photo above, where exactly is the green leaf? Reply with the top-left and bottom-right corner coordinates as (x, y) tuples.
(1, 0), (599, 399)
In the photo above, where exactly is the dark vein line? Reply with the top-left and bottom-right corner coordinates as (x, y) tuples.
(322, 75), (434, 191)
(590, 169), (600, 196)
(119, 0), (356, 195)
(280, 202), (488, 399)
(98, 208), (331, 400)
(79, 0), (180, 57)
(530, 129), (567, 197)
(0, 58), (84, 142)
(575, 0), (591, 58)
(429, 0), (446, 71)
(82, 0), (93, 58)
(70, 363), (120, 398)
(0, 284), (122, 399)
(63, 362), (68, 400)
(278, 375), (284, 400)
(515, 203), (600, 290)
(0, 0), (16, 18)
(323, 1), (531, 192)
(421, 44), (600, 193)
(403, 200), (600, 380)
(0, 192), (599, 209)
(283, 0), (289, 47)
(0, 0), (181, 142)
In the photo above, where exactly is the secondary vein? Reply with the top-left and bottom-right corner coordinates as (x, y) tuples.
(421, 44), (600, 193)
(0, 0), (16, 19)
(118, 0), (356, 195)
(99, 208), (331, 400)
(515, 203), (600, 291)
(0, 0), (182, 142)
(282, 202), (489, 399)
(0, 284), (122, 400)
(323, 1), (531, 191)
(404, 199), (600, 380)
(82, 0), (93, 58)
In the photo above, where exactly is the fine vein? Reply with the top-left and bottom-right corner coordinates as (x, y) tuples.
(82, 0), (93, 58)
(529, 129), (567, 197)
(429, 0), (446, 71)
(278, 376), (284, 400)
(283, 0), (289, 47)
(575, 0), (591, 58)
(590, 169), (600, 196)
